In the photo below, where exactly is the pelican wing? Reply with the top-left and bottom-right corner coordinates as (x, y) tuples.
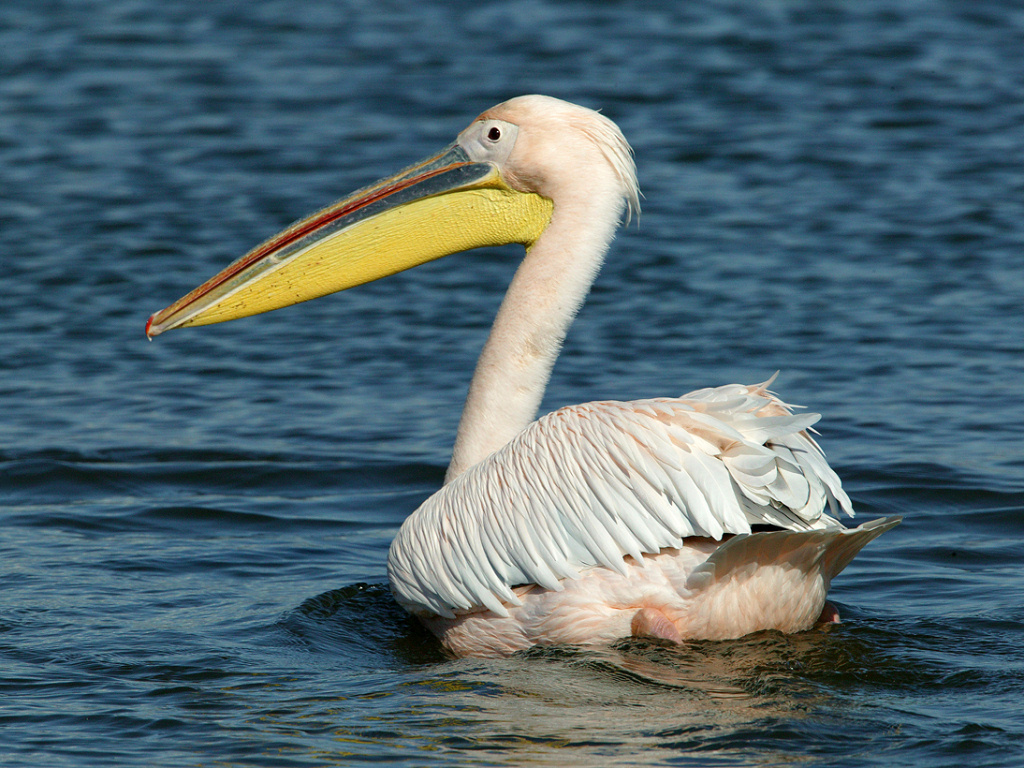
(387, 380), (854, 618)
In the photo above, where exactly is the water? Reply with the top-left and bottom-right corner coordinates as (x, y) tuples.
(2, 0), (1022, 765)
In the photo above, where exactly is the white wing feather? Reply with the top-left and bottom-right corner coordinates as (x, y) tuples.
(387, 380), (854, 619)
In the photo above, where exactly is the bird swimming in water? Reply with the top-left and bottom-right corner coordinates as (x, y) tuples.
(148, 95), (900, 657)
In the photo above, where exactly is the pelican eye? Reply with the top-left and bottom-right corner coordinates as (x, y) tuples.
(487, 126), (501, 141)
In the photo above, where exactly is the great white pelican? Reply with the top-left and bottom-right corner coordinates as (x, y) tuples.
(148, 95), (900, 657)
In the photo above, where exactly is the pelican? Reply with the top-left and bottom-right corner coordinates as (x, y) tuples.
(148, 95), (899, 657)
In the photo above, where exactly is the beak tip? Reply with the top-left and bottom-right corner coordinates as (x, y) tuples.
(145, 313), (161, 340)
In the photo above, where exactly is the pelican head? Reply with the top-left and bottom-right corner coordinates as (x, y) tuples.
(146, 95), (639, 337)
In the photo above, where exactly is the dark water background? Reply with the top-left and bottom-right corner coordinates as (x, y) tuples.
(2, 1), (1023, 765)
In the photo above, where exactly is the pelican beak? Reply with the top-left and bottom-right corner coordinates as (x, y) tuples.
(146, 144), (552, 338)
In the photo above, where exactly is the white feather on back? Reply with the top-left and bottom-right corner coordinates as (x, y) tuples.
(387, 379), (853, 619)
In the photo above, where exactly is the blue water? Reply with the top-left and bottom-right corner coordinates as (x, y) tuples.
(2, 0), (1023, 765)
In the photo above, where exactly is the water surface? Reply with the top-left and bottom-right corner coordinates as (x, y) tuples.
(2, 1), (1022, 765)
